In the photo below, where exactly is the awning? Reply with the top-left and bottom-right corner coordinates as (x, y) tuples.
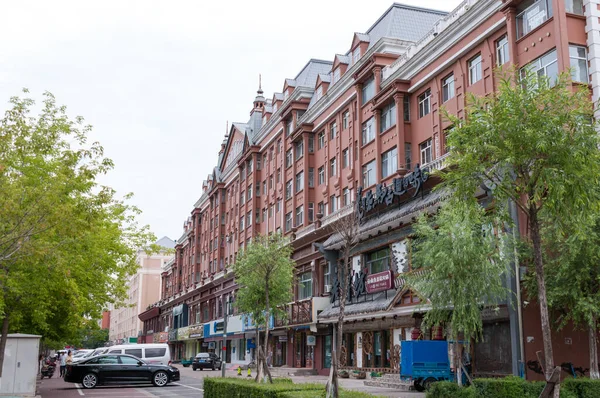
(138, 307), (159, 322)
(204, 333), (245, 342)
(324, 188), (450, 250)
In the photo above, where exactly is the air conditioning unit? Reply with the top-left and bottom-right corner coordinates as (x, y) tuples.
(324, 285), (332, 293)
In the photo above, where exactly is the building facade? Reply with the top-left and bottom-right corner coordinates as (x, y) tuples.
(109, 237), (175, 345)
(140, 0), (597, 379)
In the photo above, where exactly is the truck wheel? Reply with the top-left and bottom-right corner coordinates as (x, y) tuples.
(423, 377), (437, 390)
(414, 379), (424, 392)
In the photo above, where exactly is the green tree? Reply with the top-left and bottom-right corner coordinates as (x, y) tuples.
(73, 320), (109, 349)
(0, 91), (154, 375)
(442, 68), (600, 394)
(232, 234), (295, 383)
(539, 213), (600, 379)
(407, 198), (509, 387)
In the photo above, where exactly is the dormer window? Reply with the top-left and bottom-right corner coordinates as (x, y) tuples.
(284, 91), (289, 101)
(332, 68), (340, 84)
(353, 47), (361, 65)
(315, 86), (323, 101)
(273, 103), (278, 113)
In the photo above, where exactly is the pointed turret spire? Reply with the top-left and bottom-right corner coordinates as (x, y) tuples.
(258, 74), (263, 95)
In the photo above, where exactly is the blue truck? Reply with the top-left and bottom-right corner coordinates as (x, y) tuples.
(400, 340), (454, 392)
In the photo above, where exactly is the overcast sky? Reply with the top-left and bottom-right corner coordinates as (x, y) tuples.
(0, 0), (456, 241)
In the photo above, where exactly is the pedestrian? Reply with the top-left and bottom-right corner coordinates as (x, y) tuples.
(59, 352), (66, 377)
(65, 350), (73, 376)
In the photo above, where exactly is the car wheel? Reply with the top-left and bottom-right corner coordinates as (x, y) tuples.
(211, 364), (215, 371)
(152, 371), (169, 387)
(82, 373), (98, 389)
(192, 366), (197, 371)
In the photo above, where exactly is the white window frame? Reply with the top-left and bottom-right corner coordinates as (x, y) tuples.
(569, 45), (589, 83)
(442, 75), (455, 102)
(419, 139), (432, 165)
(295, 171), (304, 193)
(496, 35), (509, 66)
(381, 147), (398, 179)
(361, 117), (375, 145)
(380, 102), (397, 133)
(330, 157), (337, 177)
(295, 205), (304, 227)
(362, 160), (376, 187)
(468, 54), (482, 85)
(418, 89), (431, 118)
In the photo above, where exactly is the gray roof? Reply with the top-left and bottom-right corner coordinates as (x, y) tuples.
(273, 93), (284, 101)
(155, 236), (175, 249)
(318, 73), (331, 83)
(324, 187), (450, 249)
(362, 3), (448, 47)
(319, 290), (397, 319)
(335, 54), (351, 65)
(293, 59), (333, 88)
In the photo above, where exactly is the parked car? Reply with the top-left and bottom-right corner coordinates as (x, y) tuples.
(192, 352), (222, 371)
(64, 354), (180, 389)
(73, 348), (109, 363)
(104, 343), (171, 366)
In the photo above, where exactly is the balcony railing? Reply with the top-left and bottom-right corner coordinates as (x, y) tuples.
(274, 299), (312, 327)
(321, 204), (354, 227)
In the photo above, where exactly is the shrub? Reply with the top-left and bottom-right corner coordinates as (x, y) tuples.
(426, 381), (477, 398)
(473, 376), (578, 398)
(562, 378), (600, 398)
(203, 377), (324, 398)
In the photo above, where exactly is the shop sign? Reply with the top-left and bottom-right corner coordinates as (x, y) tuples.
(153, 332), (168, 343)
(279, 336), (288, 342)
(168, 329), (178, 342)
(306, 335), (316, 346)
(177, 326), (190, 340)
(356, 164), (429, 222)
(247, 338), (256, 349)
(208, 342), (216, 349)
(214, 321), (224, 333)
(189, 324), (204, 339)
(202, 342), (209, 347)
(366, 270), (394, 293)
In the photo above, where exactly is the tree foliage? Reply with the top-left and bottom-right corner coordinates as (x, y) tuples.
(233, 234), (295, 383)
(0, 90), (154, 372)
(440, 67), (600, 390)
(408, 198), (510, 342)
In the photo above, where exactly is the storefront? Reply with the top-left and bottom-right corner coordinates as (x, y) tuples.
(202, 316), (250, 366)
(153, 332), (168, 343)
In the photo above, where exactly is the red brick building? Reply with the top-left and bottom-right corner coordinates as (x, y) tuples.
(139, 0), (596, 379)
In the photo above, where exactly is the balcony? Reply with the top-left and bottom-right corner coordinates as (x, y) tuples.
(273, 297), (330, 328)
(516, 0), (551, 39)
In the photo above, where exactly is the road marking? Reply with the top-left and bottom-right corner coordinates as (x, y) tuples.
(76, 383), (84, 396)
(136, 387), (158, 397)
(172, 382), (204, 392)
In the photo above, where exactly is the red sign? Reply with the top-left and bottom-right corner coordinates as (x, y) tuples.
(366, 270), (394, 293)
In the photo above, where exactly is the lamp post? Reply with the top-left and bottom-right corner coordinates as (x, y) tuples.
(221, 295), (229, 377)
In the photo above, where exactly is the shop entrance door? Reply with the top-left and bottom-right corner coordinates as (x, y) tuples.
(295, 332), (306, 367)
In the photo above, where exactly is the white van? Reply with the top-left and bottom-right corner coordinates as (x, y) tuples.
(105, 343), (171, 365)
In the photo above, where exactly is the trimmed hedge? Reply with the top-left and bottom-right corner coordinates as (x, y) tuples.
(203, 377), (324, 398)
(427, 376), (600, 398)
(562, 378), (600, 398)
(204, 377), (384, 398)
(426, 381), (477, 398)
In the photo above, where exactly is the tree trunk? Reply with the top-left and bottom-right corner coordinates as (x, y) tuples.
(326, 353), (339, 398)
(529, 209), (559, 397)
(590, 318), (599, 379)
(254, 329), (261, 382)
(0, 314), (9, 378)
(262, 282), (273, 383)
(455, 341), (463, 387)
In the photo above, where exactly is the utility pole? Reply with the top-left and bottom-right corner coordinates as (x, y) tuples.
(221, 295), (228, 377)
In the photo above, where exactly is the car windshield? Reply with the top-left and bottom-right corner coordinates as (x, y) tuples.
(196, 353), (210, 358)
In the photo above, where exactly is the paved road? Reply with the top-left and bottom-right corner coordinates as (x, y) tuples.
(38, 366), (425, 398)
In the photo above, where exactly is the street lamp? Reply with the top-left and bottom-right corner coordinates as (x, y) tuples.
(221, 295), (230, 378)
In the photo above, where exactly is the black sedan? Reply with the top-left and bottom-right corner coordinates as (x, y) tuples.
(64, 354), (179, 389)
(192, 352), (222, 370)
